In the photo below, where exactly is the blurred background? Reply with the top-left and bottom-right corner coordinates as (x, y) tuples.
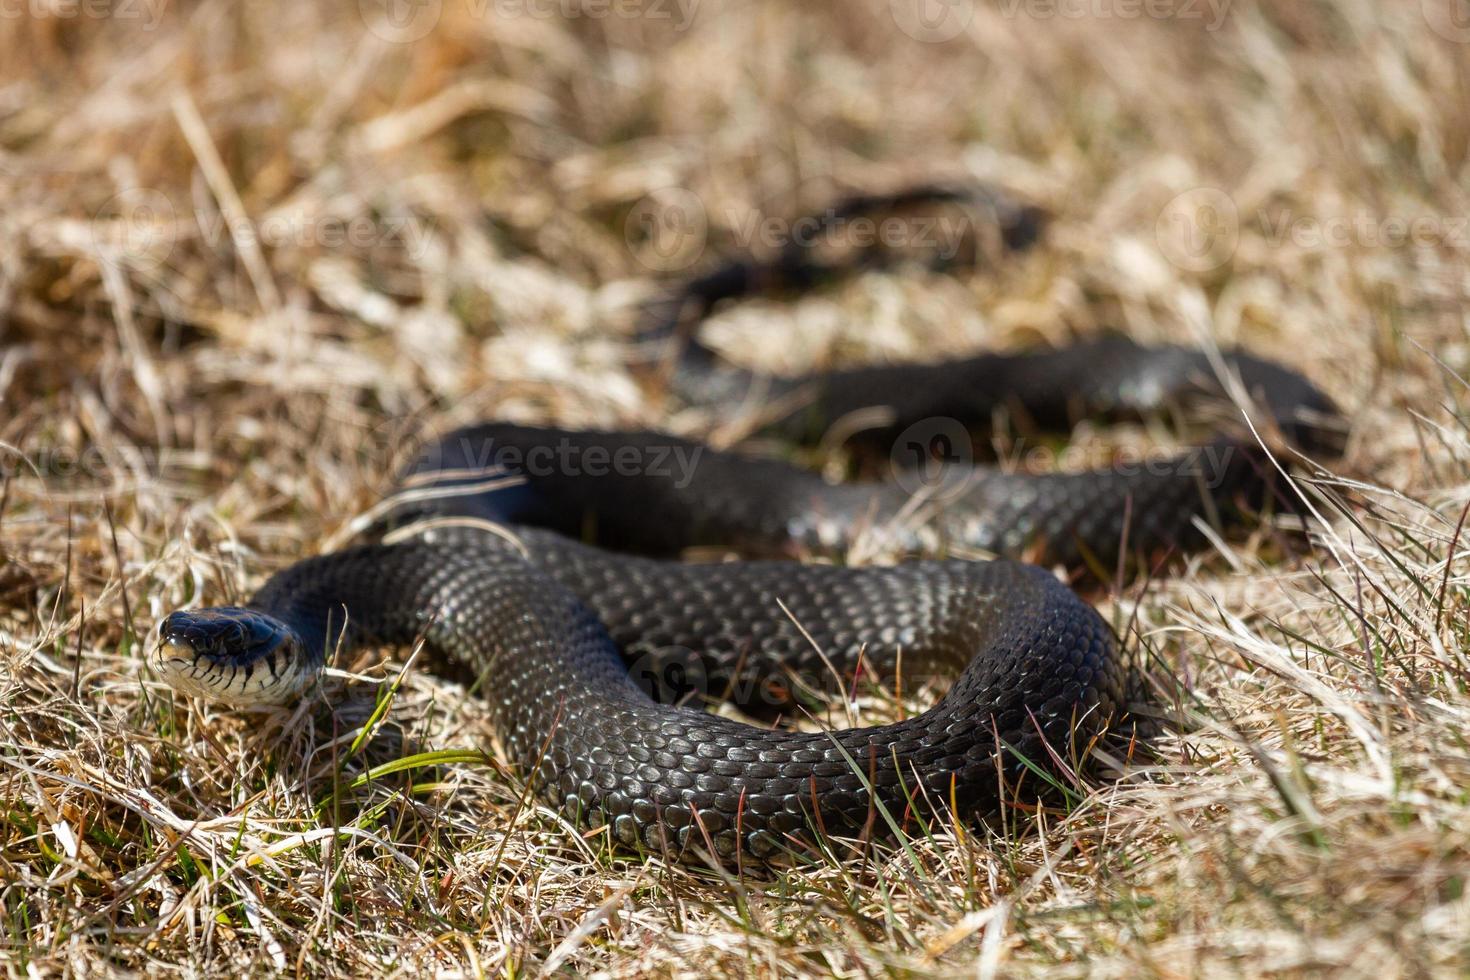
(4, 2), (1465, 494)
(3, 1), (1470, 974)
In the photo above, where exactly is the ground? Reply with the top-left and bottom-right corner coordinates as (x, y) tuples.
(3, 0), (1470, 976)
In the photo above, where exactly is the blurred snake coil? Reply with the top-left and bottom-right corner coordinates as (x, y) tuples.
(151, 186), (1344, 864)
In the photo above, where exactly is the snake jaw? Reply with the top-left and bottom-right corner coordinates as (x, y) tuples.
(149, 607), (309, 706)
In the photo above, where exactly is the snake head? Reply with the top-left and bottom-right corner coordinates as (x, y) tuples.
(149, 607), (309, 706)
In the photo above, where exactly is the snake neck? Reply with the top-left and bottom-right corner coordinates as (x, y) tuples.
(247, 538), (649, 738)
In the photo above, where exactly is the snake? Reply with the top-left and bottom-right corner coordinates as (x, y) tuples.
(150, 185), (1343, 864)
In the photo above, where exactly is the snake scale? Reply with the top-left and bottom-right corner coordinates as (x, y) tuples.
(151, 185), (1342, 864)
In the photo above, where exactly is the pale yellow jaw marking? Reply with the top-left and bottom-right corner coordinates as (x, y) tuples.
(148, 635), (308, 707)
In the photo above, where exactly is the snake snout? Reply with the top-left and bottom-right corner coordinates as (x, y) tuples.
(149, 607), (308, 705)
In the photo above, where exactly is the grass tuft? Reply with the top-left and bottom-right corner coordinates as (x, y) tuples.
(4, 0), (1470, 973)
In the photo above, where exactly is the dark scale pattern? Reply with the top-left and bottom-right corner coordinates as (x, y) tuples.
(403, 333), (1340, 572)
(236, 527), (1123, 862)
(407, 424), (1304, 571)
(157, 191), (1343, 863)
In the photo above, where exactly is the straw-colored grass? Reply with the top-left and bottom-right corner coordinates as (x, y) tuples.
(3, 0), (1470, 974)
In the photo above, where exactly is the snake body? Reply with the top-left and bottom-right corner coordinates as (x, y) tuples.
(152, 186), (1342, 863)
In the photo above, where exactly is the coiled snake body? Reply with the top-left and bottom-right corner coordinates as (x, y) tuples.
(152, 187), (1342, 863)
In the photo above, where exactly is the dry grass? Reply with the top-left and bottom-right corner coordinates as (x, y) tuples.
(3, 0), (1470, 975)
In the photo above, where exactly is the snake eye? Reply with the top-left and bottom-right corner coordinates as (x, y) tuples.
(149, 607), (307, 705)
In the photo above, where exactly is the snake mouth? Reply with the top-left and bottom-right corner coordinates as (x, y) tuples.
(149, 607), (308, 705)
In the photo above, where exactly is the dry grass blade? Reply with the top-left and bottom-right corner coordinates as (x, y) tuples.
(3, 0), (1469, 975)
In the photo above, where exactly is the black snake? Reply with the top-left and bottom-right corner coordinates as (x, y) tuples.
(151, 186), (1342, 864)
